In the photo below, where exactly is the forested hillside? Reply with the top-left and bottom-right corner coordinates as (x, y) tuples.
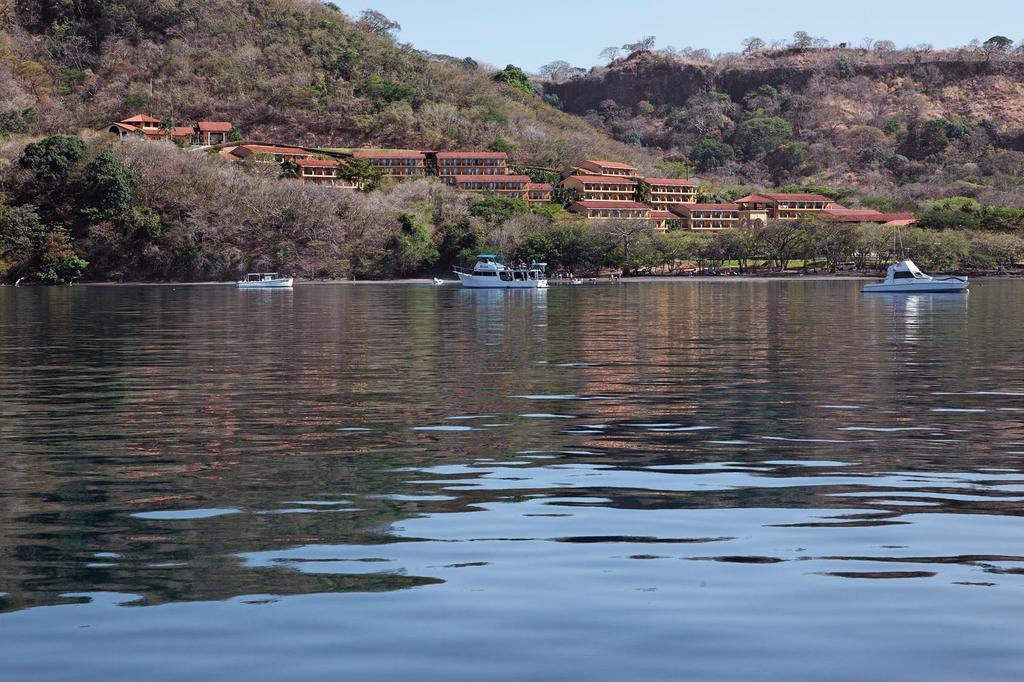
(545, 44), (1024, 206)
(0, 0), (648, 168)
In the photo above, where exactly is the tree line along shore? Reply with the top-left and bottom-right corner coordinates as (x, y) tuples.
(1, 133), (1023, 284)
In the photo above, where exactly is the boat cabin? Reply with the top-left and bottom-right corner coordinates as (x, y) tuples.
(244, 272), (283, 282)
(887, 260), (927, 281)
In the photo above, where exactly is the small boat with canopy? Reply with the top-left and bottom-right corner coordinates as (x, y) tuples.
(453, 255), (548, 289)
(236, 273), (294, 288)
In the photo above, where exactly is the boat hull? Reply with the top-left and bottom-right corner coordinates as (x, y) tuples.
(237, 278), (294, 288)
(456, 272), (547, 289)
(863, 279), (967, 293)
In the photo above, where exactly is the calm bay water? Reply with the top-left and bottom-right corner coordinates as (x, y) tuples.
(1, 280), (1023, 680)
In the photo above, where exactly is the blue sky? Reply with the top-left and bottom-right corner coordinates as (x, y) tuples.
(337, 0), (1022, 72)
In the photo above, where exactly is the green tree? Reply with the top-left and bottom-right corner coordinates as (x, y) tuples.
(437, 218), (484, 269)
(83, 149), (140, 217)
(338, 158), (383, 191)
(753, 218), (814, 270)
(515, 223), (610, 275)
(916, 197), (985, 230)
(635, 178), (652, 204)
(34, 228), (87, 284)
(0, 108), (36, 137)
(816, 221), (860, 271)
(384, 213), (438, 277)
(492, 65), (533, 95)
(733, 117), (793, 159)
(20, 135), (87, 181)
(0, 204), (47, 280)
(983, 35), (1013, 54)
(691, 138), (735, 171)
(470, 195), (530, 223)
(767, 142), (811, 183)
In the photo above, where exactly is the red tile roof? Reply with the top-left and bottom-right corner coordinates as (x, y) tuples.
(737, 193), (832, 203)
(121, 114), (161, 124)
(197, 121), (232, 132)
(824, 208), (916, 223)
(581, 160), (637, 170)
(108, 122), (137, 132)
(170, 126), (194, 136)
(670, 203), (740, 212)
(353, 149), (426, 160)
(644, 177), (696, 187)
(436, 151), (508, 160)
(234, 145), (310, 156)
(449, 175), (531, 184)
(527, 183), (553, 190)
(564, 175), (637, 184)
(650, 210), (681, 219)
(570, 201), (651, 211)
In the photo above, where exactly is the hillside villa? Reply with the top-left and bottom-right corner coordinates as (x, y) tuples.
(436, 151), (509, 176)
(106, 114), (233, 145)
(101, 117), (916, 229)
(352, 149), (427, 178)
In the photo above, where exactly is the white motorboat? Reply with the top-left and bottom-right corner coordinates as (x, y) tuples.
(863, 260), (968, 293)
(237, 272), (294, 288)
(454, 255), (548, 289)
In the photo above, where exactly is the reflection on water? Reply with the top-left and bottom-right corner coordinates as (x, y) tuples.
(1, 281), (1023, 681)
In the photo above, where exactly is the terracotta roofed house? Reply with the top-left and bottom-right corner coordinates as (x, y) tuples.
(650, 210), (684, 233)
(574, 160), (638, 178)
(444, 175), (531, 198)
(670, 202), (770, 230)
(195, 121), (233, 145)
(560, 175), (637, 203)
(435, 151), (508, 176)
(230, 145), (313, 163)
(644, 177), (697, 208)
(822, 208), (917, 226)
(106, 114), (163, 139)
(527, 183), (553, 206)
(352, 149), (426, 179)
(294, 158), (358, 188)
(736, 193), (834, 220)
(568, 200), (651, 220)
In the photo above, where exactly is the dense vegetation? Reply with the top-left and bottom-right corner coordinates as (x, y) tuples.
(544, 35), (1024, 208)
(0, 0), (648, 169)
(4, 134), (1021, 283)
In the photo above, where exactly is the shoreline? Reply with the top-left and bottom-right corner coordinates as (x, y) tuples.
(11, 271), (1019, 287)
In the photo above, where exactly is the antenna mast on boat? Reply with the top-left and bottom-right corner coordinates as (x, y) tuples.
(892, 226), (905, 262)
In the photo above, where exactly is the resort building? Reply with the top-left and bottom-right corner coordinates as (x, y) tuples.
(650, 210), (684, 233)
(169, 126), (195, 143)
(104, 114), (235, 145)
(443, 175), (531, 198)
(822, 208), (917, 226)
(568, 201), (652, 220)
(435, 151), (508, 176)
(668, 203), (770, 230)
(645, 178), (697, 208)
(560, 175), (637, 202)
(105, 114), (164, 139)
(294, 158), (357, 188)
(351, 150), (427, 179)
(736, 193), (835, 220)
(573, 160), (638, 178)
(527, 183), (553, 206)
(230, 145), (313, 163)
(195, 121), (233, 145)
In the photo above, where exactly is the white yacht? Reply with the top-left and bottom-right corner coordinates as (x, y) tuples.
(863, 260), (968, 294)
(237, 273), (294, 288)
(454, 255), (548, 289)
